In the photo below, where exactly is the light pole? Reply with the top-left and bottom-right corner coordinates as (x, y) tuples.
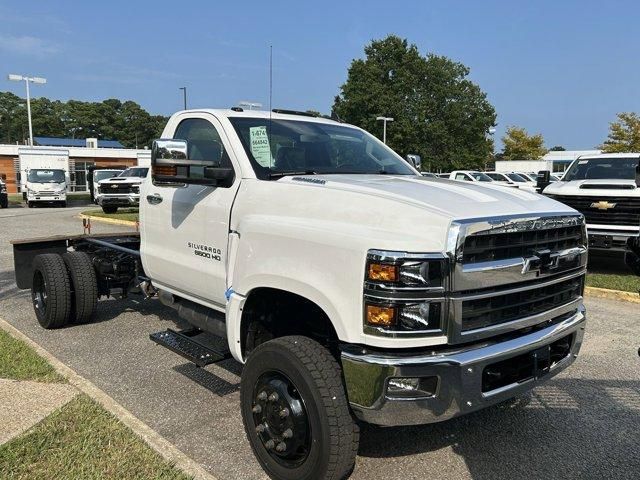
(238, 101), (263, 111)
(8, 74), (47, 146)
(486, 126), (497, 170)
(376, 116), (394, 144)
(179, 87), (187, 110)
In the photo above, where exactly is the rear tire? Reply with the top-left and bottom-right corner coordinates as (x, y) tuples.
(102, 205), (118, 214)
(241, 336), (359, 480)
(63, 252), (98, 324)
(31, 254), (72, 329)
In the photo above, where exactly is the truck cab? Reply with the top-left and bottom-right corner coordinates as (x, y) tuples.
(25, 168), (67, 207)
(14, 108), (589, 480)
(543, 153), (640, 273)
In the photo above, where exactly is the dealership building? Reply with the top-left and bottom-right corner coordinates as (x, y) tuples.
(0, 137), (149, 194)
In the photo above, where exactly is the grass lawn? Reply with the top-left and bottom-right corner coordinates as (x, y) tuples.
(0, 395), (191, 480)
(586, 272), (640, 293)
(82, 208), (139, 223)
(0, 329), (65, 383)
(0, 329), (190, 479)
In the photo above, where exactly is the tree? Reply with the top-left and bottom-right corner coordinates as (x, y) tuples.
(332, 35), (496, 171)
(501, 126), (547, 160)
(600, 112), (640, 152)
(549, 145), (566, 151)
(0, 92), (168, 148)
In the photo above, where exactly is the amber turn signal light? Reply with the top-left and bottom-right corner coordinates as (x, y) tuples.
(368, 263), (398, 282)
(366, 305), (396, 327)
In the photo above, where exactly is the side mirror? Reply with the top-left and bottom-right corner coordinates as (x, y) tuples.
(151, 139), (234, 188)
(406, 154), (422, 170)
(537, 170), (551, 192)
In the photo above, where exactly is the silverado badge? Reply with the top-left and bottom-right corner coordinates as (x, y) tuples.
(590, 200), (616, 210)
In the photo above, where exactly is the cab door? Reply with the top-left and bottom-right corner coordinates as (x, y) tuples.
(141, 113), (240, 308)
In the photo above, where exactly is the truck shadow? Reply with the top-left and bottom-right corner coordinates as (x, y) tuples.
(173, 360), (242, 397)
(0, 269), (30, 302)
(357, 378), (640, 479)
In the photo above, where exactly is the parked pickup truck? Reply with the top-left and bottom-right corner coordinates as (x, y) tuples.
(542, 153), (640, 274)
(97, 166), (148, 213)
(12, 108), (588, 480)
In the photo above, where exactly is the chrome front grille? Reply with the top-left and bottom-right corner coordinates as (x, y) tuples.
(446, 213), (587, 344)
(100, 184), (134, 194)
(462, 225), (584, 263)
(460, 275), (583, 332)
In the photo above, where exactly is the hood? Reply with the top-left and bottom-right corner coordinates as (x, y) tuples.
(280, 174), (575, 220)
(544, 179), (640, 196)
(99, 177), (142, 185)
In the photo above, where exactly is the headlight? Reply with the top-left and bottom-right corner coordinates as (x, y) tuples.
(365, 250), (446, 289)
(363, 250), (447, 336)
(364, 301), (442, 331)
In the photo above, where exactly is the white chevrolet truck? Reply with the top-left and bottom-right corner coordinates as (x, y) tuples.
(542, 153), (640, 274)
(13, 109), (588, 480)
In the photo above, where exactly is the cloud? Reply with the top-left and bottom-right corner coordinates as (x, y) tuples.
(0, 34), (60, 56)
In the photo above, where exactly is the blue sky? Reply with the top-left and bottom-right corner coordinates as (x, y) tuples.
(1, 0), (639, 149)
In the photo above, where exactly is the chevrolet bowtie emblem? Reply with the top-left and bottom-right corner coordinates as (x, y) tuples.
(111, 184), (118, 189)
(590, 201), (616, 210)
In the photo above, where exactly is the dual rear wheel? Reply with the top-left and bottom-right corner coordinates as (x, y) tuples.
(31, 252), (97, 329)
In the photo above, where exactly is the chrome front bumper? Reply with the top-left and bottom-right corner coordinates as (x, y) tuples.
(97, 194), (140, 206)
(341, 305), (586, 426)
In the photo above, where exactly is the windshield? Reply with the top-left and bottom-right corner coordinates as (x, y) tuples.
(469, 172), (493, 182)
(27, 169), (65, 183)
(506, 173), (527, 182)
(518, 173), (535, 181)
(95, 170), (123, 182)
(228, 117), (415, 179)
(563, 157), (640, 181)
(119, 167), (149, 178)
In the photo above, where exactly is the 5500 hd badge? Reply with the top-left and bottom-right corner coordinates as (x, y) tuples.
(187, 242), (221, 261)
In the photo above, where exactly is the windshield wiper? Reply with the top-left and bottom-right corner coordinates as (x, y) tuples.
(268, 170), (317, 179)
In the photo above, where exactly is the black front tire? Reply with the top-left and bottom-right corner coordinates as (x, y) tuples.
(63, 252), (98, 324)
(27, 201), (33, 208)
(241, 336), (359, 480)
(31, 254), (72, 329)
(102, 205), (118, 214)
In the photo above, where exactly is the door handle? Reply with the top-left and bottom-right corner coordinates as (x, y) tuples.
(146, 193), (163, 205)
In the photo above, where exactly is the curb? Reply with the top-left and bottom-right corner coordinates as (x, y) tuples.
(77, 213), (138, 227)
(0, 318), (218, 480)
(584, 286), (640, 303)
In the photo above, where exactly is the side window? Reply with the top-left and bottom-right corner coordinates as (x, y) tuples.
(174, 118), (231, 169)
(455, 173), (467, 181)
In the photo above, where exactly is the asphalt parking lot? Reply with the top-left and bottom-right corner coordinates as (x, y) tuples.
(1, 206), (639, 480)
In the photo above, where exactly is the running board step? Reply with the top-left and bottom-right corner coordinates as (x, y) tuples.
(150, 328), (231, 367)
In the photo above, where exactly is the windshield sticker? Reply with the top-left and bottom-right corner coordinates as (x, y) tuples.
(249, 126), (272, 167)
(578, 160), (588, 164)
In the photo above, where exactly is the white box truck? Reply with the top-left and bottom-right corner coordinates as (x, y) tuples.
(19, 148), (70, 207)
